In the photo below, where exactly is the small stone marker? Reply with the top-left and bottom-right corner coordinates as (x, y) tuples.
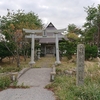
(50, 65), (56, 82)
(76, 44), (85, 86)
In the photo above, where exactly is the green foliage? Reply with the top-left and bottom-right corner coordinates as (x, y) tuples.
(59, 39), (77, 59)
(67, 24), (77, 33)
(47, 75), (100, 100)
(0, 41), (15, 61)
(0, 66), (21, 73)
(85, 44), (98, 60)
(59, 39), (98, 60)
(1, 9), (43, 30)
(84, 27), (97, 43)
(67, 33), (79, 41)
(0, 9), (43, 67)
(67, 24), (83, 36)
(83, 4), (100, 46)
(12, 81), (18, 87)
(74, 84), (100, 100)
(0, 76), (11, 89)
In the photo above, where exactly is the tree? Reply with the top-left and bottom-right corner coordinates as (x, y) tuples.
(0, 41), (15, 62)
(67, 32), (79, 41)
(83, 4), (100, 46)
(66, 24), (83, 42)
(59, 39), (77, 59)
(1, 9), (43, 67)
(85, 44), (98, 60)
(67, 24), (83, 35)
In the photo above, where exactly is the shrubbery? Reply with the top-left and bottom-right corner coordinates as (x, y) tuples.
(85, 44), (98, 60)
(46, 75), (100, 100)
(60, 39), (98, 60)
(0, 76), (11, 89)
(59, 40), (77, 59)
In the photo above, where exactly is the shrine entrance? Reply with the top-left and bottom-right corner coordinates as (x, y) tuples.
(46, 45), (54, 54)
(23, 22), (66, 66)
(41, 44), (55, 55)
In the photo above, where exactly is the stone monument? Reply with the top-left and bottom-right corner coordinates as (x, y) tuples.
(76, 44), (85, 86)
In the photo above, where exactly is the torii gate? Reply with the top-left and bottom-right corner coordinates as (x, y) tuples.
(23, 28), (66, 66)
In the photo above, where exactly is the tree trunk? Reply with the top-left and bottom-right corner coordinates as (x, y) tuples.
(23, 50), (26, 62)
(16, 54), (20, 67)
(97, 27), (100, 47)
(16, 47), (20, 67)
(0, 58), (2, 62)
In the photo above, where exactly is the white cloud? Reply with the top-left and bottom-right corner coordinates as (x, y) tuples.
(42, 17), (48, 24)
(0, 0), (100, 28)
(39, 5), (49, 9)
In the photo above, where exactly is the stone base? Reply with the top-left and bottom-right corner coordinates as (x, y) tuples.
(55, 61), (61, 65)
(29, 61), (35, 67)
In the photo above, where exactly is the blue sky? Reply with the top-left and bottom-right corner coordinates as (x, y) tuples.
(0, 0), (100, 29)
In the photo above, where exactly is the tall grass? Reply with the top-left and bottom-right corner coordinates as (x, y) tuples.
(0, 76), (11, 89)
(46, 74), (100, 100)
(46, 57), (100, 100)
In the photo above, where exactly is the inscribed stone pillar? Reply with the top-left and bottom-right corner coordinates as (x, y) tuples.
(76, 44), (85, 86)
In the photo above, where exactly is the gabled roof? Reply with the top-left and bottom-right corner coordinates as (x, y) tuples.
(39, 22), (64, 43)
(46, 22), (57, 30)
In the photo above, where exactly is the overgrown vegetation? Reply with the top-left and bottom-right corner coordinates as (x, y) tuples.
(52, 75), (100, 100)
(0, 9), (43, 67)
(0, 76), (11, 90)
(46, 58), (100, 100)
(85, 44), (98, 60)
(0, 66), (21, 73)
(0, 76), (29, 91)
(59, 39), (77, 59)
(59, 39), (98, 60)
(0, 57), (30, 73)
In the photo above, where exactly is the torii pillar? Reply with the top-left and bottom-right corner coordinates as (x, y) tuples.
(29, 33), (35, 67)
(55, 33), (61, 64)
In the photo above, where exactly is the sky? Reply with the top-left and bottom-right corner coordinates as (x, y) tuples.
(0, 0), (100, 29)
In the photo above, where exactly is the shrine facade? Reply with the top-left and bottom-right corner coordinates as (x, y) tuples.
(23, 22), (67, 65)
(38, 22), (66, 56)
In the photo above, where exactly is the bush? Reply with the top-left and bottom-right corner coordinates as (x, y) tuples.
(85, 44), (98, 60)
(59, 40), (77, 59)
(0, 76), (11, 89)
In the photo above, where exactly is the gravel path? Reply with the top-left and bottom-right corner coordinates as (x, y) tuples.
(0, 68), (55, 100)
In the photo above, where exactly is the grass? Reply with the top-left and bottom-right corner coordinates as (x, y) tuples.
(1, 55), (100, 99)
(0, 56), (31, 73)
(0, 76), (30, 91)
(34, 56), (55, 68)
(0, 55), (55, 91)
(46, 57), (100, 100)
(0, 56), (31, 91)
(0, 76), (11, 90)
(46, 75), (100, 100)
